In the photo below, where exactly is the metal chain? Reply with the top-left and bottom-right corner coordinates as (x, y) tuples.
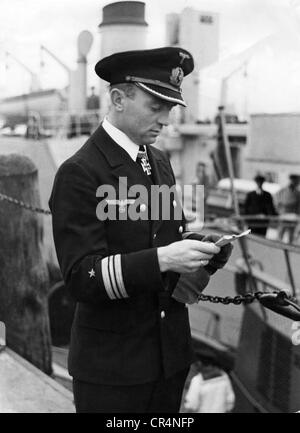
(197, 291), (263, 305)
(0, 193), (51, 215)
(197, 290), (296, 306)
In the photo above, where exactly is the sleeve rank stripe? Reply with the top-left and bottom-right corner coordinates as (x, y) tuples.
(114, 254), (128, 298)
(108, 255), (122, 299)
(101, 256), (117, 300)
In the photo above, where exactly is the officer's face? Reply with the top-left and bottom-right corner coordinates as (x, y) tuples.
(122, 87), (175, 145)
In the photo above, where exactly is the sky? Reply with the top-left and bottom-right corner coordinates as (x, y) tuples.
(1, 0), (300, 116)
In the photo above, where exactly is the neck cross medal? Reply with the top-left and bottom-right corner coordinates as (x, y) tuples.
(140, 157), (152, 175)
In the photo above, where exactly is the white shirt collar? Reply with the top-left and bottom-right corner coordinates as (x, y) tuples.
(102, 117), (140, 161)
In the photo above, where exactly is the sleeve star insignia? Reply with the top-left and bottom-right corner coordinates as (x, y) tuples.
(88, 268), (95, 278)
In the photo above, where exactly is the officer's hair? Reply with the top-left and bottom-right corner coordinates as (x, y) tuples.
(109, 83), (136, 99)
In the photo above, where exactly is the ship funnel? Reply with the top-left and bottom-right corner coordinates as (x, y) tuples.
(98, 1), (148, 118)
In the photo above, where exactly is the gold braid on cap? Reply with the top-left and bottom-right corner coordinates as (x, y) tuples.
(135, 82), (187, 107)
(125, 75), (182, 93)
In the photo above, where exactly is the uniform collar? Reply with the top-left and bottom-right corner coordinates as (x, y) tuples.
(102, 117), (140, 162)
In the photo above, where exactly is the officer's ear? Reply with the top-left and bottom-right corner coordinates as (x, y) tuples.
(110, 87), (126, 112)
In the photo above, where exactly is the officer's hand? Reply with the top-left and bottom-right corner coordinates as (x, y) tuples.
(157, 239), (220, 273)
(201, 233), (233, 275)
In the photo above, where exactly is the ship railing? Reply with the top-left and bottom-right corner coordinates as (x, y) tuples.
(208, 223), (300, 299)
(204, 213), (300, 246)
(188, 222), (300, 356)
(24, 110), (101, 139)
(229, 218), (300, 299)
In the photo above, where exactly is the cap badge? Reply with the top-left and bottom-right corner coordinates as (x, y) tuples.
(170, 67), (184, 86)
(179, 52), (190, 64)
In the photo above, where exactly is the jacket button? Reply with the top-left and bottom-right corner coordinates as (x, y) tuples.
(178, 225), (183, 233)
(140, 204), (147, 212)
(160, 310), (166, 319)
(153, 233), (157, 239)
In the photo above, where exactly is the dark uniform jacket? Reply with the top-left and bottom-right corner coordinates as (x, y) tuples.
(49, 125), (194, 386)
(244, 190), (277, 217)
(244, 189), (277, 235)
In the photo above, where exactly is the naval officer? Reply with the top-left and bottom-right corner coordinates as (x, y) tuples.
(49, 46), (232, 413)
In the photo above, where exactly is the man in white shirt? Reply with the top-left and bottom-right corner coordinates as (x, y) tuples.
(184, 365), (235, 413)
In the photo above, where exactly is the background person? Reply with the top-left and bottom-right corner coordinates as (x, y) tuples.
(243, 174), (277, 236)
(276, 174), (300, 243)
(184, 361), (235, 413)
(86, 86), (100, 110)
